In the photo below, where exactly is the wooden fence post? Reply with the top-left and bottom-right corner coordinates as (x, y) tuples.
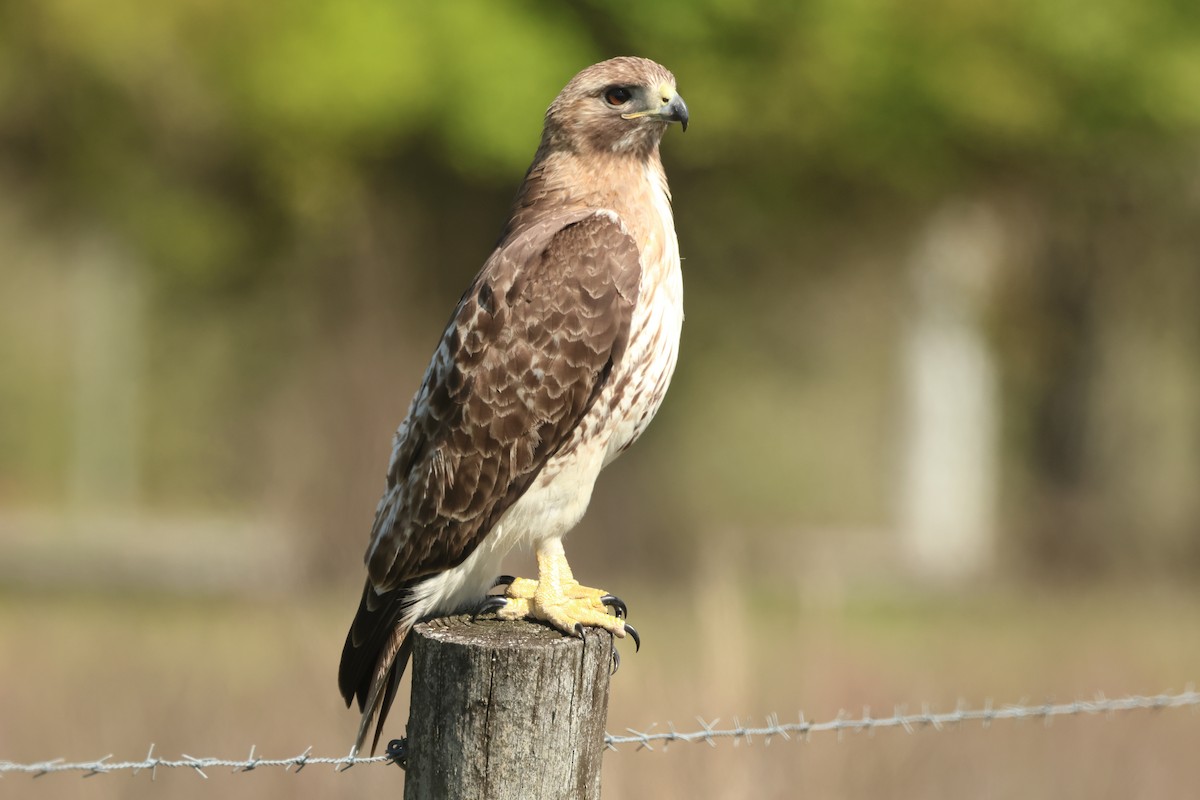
(403, 616), (614, 800)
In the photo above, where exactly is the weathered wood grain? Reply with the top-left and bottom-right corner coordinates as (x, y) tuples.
(403, 616), (614, 800)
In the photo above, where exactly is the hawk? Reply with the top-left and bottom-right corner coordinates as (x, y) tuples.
(338, 56), (688, 754)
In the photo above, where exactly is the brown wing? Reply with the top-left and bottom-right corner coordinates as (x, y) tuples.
(365, 210), (642, 591)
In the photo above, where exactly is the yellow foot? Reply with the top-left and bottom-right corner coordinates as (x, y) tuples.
(498, 578), (632, 638)
(476, 541), (640, 651)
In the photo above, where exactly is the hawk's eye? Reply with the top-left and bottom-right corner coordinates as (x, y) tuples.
(604, 86), (633, 107)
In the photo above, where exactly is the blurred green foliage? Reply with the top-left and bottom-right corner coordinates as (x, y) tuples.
(6, 0), (1200, 288)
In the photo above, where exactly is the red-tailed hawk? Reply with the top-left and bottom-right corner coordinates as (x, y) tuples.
(338, 56), (688, 754)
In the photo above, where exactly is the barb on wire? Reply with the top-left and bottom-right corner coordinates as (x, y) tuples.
(1, 689), (1196, 777)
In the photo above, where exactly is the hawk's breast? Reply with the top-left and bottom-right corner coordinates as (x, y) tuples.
(600, 164), (683, 466)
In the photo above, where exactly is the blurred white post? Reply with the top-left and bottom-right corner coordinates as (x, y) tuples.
(70, 238), (143, 511)
(899, 202), (1003, 581)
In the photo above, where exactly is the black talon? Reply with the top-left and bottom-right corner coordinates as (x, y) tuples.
(610, 646), (621, 675)
(492, 574), (516, 590)
(471, 595), (508, 621)
(599, 594), (627, 619)
(573, 622), (587, 641)
(623, 623), (641, 652)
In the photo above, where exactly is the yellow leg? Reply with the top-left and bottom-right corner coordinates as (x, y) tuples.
(495, 539), (632, 641)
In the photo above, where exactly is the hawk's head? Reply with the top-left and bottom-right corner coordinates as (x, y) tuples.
(542, 57), (688, 157)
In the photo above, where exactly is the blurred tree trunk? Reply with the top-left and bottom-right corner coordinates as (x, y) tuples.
(1022, 212), (1100, 574)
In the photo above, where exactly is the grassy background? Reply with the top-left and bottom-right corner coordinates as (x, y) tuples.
(3, 581), (1198, 799)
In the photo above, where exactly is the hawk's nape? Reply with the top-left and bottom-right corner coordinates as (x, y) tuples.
(339, 56), (687, 755)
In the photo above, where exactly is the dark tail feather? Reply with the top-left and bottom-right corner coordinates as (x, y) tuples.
(338, 580), (417, 755)
(368, 633), (413, 755)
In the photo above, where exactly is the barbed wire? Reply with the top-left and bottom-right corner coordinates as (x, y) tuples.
(1, 688), (1195, 777)
(603, 687), (1199, 750)
(0, 745), (392, 778)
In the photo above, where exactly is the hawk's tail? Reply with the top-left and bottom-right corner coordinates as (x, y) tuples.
(338, 580), (416, 756)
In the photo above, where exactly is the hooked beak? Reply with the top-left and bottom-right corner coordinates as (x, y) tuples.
(622, 90), (690, 132)
(662, 93), (689, 132)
